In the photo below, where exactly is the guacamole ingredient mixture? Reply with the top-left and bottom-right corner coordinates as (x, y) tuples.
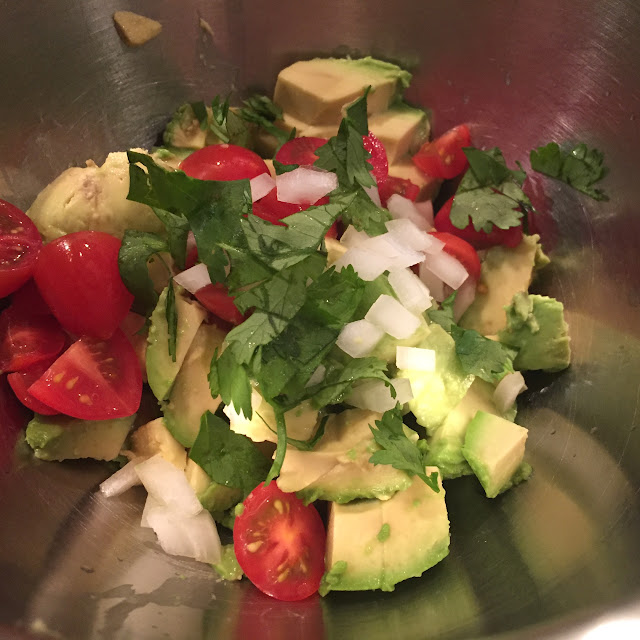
(0, 55), (607, 601)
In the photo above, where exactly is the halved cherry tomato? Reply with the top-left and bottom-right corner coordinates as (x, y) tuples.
(275, 137), (328, 166)
(0, 308), (66, 373)
(180, 144), (270, 181)
(234, 482), (326, 601)
(412, 124), (471, 180)
(378, 175), (420, 207)
(434, 196), (523, 249)
(7, 360), (59, 415)
(9, 278), (51, 316)
(33, 231), (133, 340)
(195, 283), (245, 326)
(363, 132), (389, 185)
(0, 199), (42, 299)
(28, 329), (142, 420)
(429, 231), (482, 281)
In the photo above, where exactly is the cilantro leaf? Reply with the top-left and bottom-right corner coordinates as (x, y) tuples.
(461, 147), (525, 190)
(209, 347), (253, 420)
(238, 94), (292, 147)
(451, 325), (517, 383)
(165, 279), (178, 362)
(427, 292), (456, 332)
(530, 141), (609, 201)
(118, 231), (169, 316)
(265, 403), (287, 484)
(330, 186), (391, 236)
(368, 407), (440, 492)
(189, 412), (270, 497)
(151, 207), (190, 270)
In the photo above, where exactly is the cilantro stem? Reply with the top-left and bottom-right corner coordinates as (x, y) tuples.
(264, 405), (287, 484)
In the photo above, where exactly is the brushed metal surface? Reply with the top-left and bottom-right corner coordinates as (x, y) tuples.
(1, 1), (640, 638)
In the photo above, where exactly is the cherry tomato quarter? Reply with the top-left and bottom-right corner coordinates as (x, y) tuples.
(429, 231), (482, 282)
(7, 359), (59, 415)
(363, 132), (389, 185)
(180, 144), (270, 181)
(275, 137), (328, 166)
(0, 199), (42, 299)
(234, 482), (326, 601)
(28, 329), (142, 420)
(195, 283), (245, 326)
(33, 231), (133, 340)
(378, 175), (420, 207)
(412, 124), (471, 180)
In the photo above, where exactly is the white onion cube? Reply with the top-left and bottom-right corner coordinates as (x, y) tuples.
(365, 295), (421, 339)
(385, 218), (443, 254)
(421, 249), (469, 290)
(173, 263), (212, 295)
(276, 166), (337, 204)
(250, 173), (276, 202)
(386, 194), (432, 232)
(99, 457), (146, 498)
(346, 378), (414, 413)
(418, 261), (447, 302)
(361, 234), (424, 270)
(334, 247), (388, 281)
(388, 269), (433, 313)
(336, 319), (384, 358)
(340, 225), (370, 249)
(396, 346), (436, 372)
(494, 371), (527, 413)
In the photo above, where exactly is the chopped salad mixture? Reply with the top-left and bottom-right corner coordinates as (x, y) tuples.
(0, 56), (608, 601)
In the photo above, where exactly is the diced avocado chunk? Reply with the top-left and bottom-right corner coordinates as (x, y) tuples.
(185, 458), (242, 513)
(426, 378), (516, 479)
(162, 322), (226, 447)
(368, 102), (429, 164)
(387, 157), (442, 202)
(146, 285), (207, 401)
(323, 469), (449, 593)
(460, 235), (548, 336)
(498, 293), (571, 372)
(399, 324), (475, 434)
(277, 409), (412, 503)
(26, 413), (135, 461)
(213, 544), (244, 581)
(274, 57), (411, 126)
(462, 411), (528, 498)
(130, 417), (187, 470)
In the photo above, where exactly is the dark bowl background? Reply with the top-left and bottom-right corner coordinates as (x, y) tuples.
(1, 1), (640, 639)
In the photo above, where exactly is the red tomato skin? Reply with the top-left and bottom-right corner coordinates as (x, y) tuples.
(378, 175), (420, 207)
(434, 196), (523, 249)
(0, 308), (66, 373)
(33, 231), (133, 340)
(234, 482), (326, 601)
(180, 144), (270, 181)
(412, 124), (471, 180)
(7, 360), (59, 415)
(253, 189), (330, 223)
(195, 283), (245, 326)
(363, 132), (389, 185)
(9, 278), (51, 316)
(0, 374), (30, 472)
(429, 231), (482, 281)
(275, 137), (328, 166)
(28, 329), (142, 420)
(0, 199), (42, 299)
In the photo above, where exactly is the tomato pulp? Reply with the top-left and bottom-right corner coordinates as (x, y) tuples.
(234, 482), (326, 601)
(412, 124), (471, 180)
(180, 144), (270, 181)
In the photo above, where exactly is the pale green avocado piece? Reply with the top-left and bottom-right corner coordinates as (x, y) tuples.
(274, 57), (411, 127)
(498, 293), (571, 372)
(213, 544), (243, 581)
(399, 324), (475, 435)
(276, 409), (412, 503)
(146, 284), (207, 401)
(162, 322), (226, 447)
(462, 411), (529, 498)
(26, 413), (135, 461)
(426, 379), (517, 479)
(322, 469), (449, 593)
(185, 458), (242, 513)
(460, 235), (549, 336)
(130, 417), (187, 470)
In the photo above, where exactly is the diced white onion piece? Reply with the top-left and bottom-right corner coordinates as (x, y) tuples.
(276, 166), (338, 204)
(494, 371), (527, 413)
(135, 454), (202, 516)
(145, 502), (222, 564)
(386, 194), (431, 232)
(385, 218), (443, 254)
(396, 346), (436, 372)
(250, 173), (276, 202)
(414, 200), (435, 228)
(418, 261), (447, 302)
(141, 494), (164, 528)
(388, 269), (432, 313)
(336, 319), (384, 358)
(421, 249), (469, 290)
(99, 456), (146, 497)
(453, 277), (477, 322)
(334, 247), (388, 281)
(340, 225), (370, 249)
(346, 378), (414, 413)
(305, 364), (326, 387)
(361, 234), (424, 269)
(365, 295), (421, 340)
(173, 263), (211, 295)
(364, 184), (382, 207)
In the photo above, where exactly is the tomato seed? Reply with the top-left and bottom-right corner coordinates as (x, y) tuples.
(246, 541), (263, 553)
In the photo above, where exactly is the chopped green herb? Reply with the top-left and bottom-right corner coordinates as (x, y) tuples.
(209, 348), (253, 420)
(165, 278), (177, 362)
(377, 523), (391, 542)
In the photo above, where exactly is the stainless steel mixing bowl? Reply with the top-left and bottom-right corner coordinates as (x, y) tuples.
(1, 1), (640, 638)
